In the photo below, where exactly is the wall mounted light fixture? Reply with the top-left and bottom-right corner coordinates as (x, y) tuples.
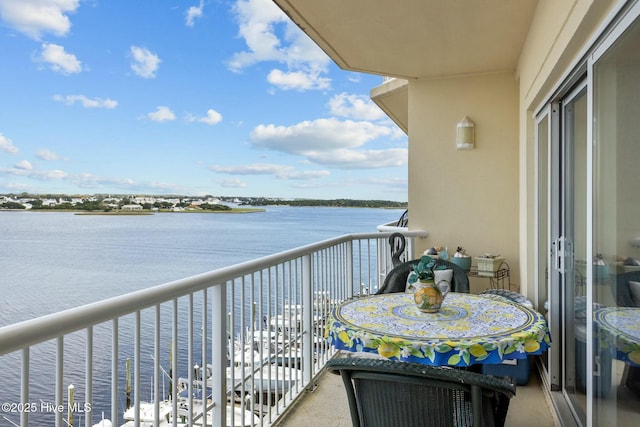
(456, 116), (475, 150)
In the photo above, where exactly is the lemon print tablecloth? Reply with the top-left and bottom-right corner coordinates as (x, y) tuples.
(326, 292), (551, 366)
(595, 307), (640, 367)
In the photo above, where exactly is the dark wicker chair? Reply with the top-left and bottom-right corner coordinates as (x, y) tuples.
(327, 357), (516, 427)
(376, 258), (470, 294)
(612, 271), (640, 307)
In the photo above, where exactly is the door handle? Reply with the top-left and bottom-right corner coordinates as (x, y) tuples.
(553, 237), (569, 274)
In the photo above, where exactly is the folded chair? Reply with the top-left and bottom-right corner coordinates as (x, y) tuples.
(327, 357), (516, 427)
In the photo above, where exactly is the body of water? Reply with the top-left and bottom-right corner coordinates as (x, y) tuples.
(0, 207), (402, 324)
(0, 206), (402, 425)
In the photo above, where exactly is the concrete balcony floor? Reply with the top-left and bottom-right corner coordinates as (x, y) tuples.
(276, 363), (558, 427)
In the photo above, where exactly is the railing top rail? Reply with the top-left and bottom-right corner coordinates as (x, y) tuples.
(0, 230), (426, 355)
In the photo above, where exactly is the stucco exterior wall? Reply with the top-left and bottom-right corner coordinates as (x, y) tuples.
(408, 72), (520, 290)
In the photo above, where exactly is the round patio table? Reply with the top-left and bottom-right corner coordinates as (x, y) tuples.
(595, 307), (640, 367)
(326, 292), (551, 366)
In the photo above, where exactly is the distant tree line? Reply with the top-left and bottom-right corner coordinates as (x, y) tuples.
(200, 203), (231, 211)
(1, 193), (407, 211)
(242, 198), (407, 208)
(29, 200), (106, 211)
(1, 201), (26, 209)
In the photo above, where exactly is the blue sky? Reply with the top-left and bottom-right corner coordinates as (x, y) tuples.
(0, 0), (407, 201)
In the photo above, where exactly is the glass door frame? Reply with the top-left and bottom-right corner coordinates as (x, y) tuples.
(535, 105), (561, 391)
(560, 82), (589, 425)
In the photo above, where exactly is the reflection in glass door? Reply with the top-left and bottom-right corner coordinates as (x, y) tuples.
(592, 11), (640, 425)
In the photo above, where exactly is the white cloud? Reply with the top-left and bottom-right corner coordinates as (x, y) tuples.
(284, 169), (331, 180)
(267, 69), (330, 91)
(0, 133), (18, 154)
(36, 149), (60, 160)
(53, 94), (118, 109)
(15, 160), (32, 170)
(147, 106), (175, 122)
(0, 0), (79, 39)
(130, 46), (160, 78)
(328, 93), (387, 121)
(0, 166), (68, 180)
(227, 0), (289, 70)
(251, 118), (392, 153)
(210, 163), (330, 180)
(0, 165), (185, 193)
(187, 109), (222, 125)
(250, 118), (408, 169)
(4, 182), (34, 192)
(212, 163), (291, 175)
(218, 178), (247, 188)
(365, 175), (408, 189)
(185, 0), (203, 27)
(38, 42), (82, 74)
(304, 148), (408, 169)
(200, 109), (222, 124)
(228, 0), (330, 91)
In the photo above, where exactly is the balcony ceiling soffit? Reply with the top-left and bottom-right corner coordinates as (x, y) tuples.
(274, 0), (538, 79)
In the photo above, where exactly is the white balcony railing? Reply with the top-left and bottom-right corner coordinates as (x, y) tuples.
(0, 230), (425, 427)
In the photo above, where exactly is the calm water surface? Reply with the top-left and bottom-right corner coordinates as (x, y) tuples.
(0, 207), (401, 324)
(0, 207), (402, 425)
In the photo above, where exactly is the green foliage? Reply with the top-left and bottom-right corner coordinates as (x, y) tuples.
(78, 200), (104, 211)
(200, 203), (231, 211)
(1, 201), (26, 209)
(412, 255), (447, 281)
(239, 198), (407, 208)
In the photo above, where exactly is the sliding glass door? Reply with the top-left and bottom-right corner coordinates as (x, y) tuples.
(536, 5), (640, 426)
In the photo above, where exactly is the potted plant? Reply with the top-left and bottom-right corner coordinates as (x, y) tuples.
(450, 246), (472, 272)
(407, 256), (450, 313)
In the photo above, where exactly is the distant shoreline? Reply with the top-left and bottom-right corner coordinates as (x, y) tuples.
(63, 208), (266, 216)
(1, 208), (267, 215)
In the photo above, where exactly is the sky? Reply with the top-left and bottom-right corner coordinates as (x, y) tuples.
(0, 0), (408, 201)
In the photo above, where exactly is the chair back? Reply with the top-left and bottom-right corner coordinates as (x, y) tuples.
(377, 258), (470, 294)
(612, 271), (640, 307)
(327, 357), (515, 427)
(389, 232), (407, 267)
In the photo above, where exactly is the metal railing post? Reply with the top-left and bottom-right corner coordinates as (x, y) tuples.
(302, 254), (313, 386)
(86, 326), (93, 427)
(154, 305), (160, 425)
(172, 299), (178, 424)
(211, 283), (226, 427)
(134, 311), (141, 427)
(111, 318), (118, 426)
(201, 288), (208, 427)
(55, 336), (63, 427)
(346, 242), (354, 299)
(21, 348), (29, 427)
